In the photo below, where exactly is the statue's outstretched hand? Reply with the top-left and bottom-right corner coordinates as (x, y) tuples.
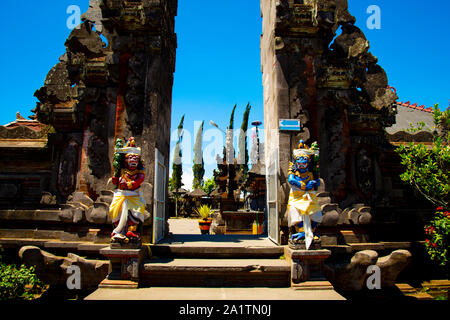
(118, 177), (129, 190)
(305, 180), (316, 191)
(288, 174), (303, 189)
(313, 179), (320, 189)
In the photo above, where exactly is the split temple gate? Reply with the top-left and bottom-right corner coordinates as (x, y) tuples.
(0, 0), (437, 293)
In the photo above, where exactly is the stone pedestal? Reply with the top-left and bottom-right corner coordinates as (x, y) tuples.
(288, 239), (322, 250)
(220, 199), (238, 212)
(285, 248), (331, 288)
(222, 210), (265, 234)
(99, 246), (146, 289)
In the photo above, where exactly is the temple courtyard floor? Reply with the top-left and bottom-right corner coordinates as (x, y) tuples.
(85, 286), (345, 300)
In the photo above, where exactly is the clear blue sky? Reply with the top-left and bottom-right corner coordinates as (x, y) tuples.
(0, 1), (449, 190)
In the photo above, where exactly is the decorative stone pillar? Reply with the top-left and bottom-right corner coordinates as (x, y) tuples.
(99, 246), (147, 289)
(285, 247), (332, 289)
(261, 0), (398, 235)
(34, 0), (177, 205)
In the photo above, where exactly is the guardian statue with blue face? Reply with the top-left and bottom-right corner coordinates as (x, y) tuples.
(287, 140), (322, 250)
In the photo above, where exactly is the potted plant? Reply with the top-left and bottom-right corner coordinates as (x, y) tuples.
(195, 204), (213, 234)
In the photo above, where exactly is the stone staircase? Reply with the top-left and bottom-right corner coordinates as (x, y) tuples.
(98, 234), (336, 294)
(140, 243), (290, 287)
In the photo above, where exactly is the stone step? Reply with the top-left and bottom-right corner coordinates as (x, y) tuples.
(406, 292), (435, 300)
(141, 258), (291, 287)
(150, 244), (285, 259)
(86, 286), (346, 300)
(395, 283), (417, 294)
(151, 235), (284, 259)
(421, 280), (450, 290)
(0, 238), (109, 253)
(395, 282), (447, 300)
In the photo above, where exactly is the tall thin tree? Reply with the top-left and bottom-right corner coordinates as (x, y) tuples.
(171, 115), (185, 216)
(225, 104), (237, 163)
(228, 104), (237, 130)
(193, 121), (205, 190)
(238, 103), (251, 176)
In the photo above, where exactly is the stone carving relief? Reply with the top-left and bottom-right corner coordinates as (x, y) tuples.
(57, 139), (80, 198)
(355, 148), (375, 197)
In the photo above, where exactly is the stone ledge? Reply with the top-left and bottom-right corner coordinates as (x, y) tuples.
(407, 292), (435, 300)
(150, 244), (284, 258)
(325, 242), (415, 254)
(395, 283), (417, 294)
(100, 247), (146, 258)
(0, 237), (108, 254)
(110, 242), (142, 250)
(379, 241), (411, 249)
(0, 238), (48, 247)
(421, 280), (450, 290)
(348, 243), (385, 251)
(34, 230), (64, 239)
(395, 284), (436, 301)
(322, 245), (352, 254)
(98, 279), (139, 289)
(142, 258), (291, 273)
(0, 210), (62, 222)
(77, 243), (110, 251)
(292, 281), (335, 291)
(43, 241), (85, 249)
(0, 227), (111, 244)
(285, 247), (332, 260)
(0, 229), (35, 238)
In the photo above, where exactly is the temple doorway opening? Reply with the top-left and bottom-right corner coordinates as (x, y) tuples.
(166, 1), (267, 241)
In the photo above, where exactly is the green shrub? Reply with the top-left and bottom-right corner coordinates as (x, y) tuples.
(396, 104), (449, 269)
(201, 177), (216, 196)
(396, 105), (449, 209)
(424, 207), (449, 268)
(0, 247), (46, 300)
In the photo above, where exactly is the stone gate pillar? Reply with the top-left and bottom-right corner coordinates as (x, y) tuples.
(261, 0), (397, 242)
(34, 0), (178, 208)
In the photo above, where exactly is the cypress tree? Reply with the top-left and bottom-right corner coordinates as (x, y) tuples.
(193, 121), (205, 190)
(171, 115), (185, 215)
(225, 104), (237, 163)
(239, 103), (251, 176)
(228, 104), (237, 130)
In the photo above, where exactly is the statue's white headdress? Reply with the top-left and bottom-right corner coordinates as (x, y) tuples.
(116, 137), (141, 156)
(293, 140), (319, 159)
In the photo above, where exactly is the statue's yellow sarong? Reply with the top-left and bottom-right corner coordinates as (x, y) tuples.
(109, 189), (146, 235)
(287, 188), (322, 227)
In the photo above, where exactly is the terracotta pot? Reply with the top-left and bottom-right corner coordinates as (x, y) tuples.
(252, 222), (264, 235)
(198, 218), (212, 234)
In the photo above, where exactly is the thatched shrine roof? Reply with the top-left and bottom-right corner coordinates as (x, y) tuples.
(189, 188), (207, 198)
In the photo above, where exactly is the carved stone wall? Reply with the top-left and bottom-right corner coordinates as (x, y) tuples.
(0, 118), (52, 209)
(33, 0), (177, 207)
(260, 0), (417, 234)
